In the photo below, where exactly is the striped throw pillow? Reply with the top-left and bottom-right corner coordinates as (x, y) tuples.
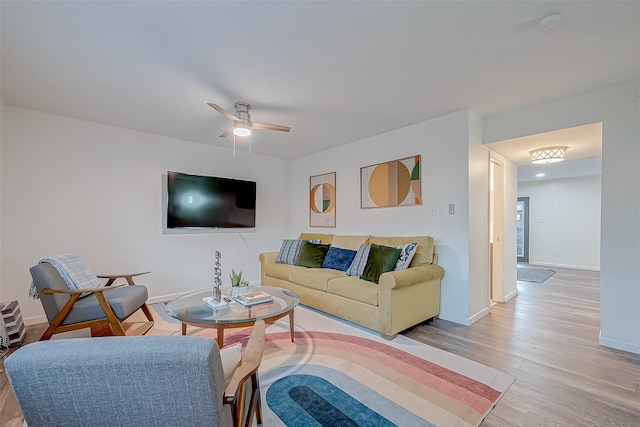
(276, 239), (320, 265)
(345, 244), (371, 276)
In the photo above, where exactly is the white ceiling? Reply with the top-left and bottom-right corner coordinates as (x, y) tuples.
(2, 1), (639, 161)
(486, 122), (603, 182)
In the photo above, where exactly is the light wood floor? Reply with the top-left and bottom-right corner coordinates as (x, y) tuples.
(2, 266), (638, 426)
(405, 266), (640, 426)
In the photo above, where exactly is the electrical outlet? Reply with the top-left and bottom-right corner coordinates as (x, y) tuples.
(448, 203), (455, 215)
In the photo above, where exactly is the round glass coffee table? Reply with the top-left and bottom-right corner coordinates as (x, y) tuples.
(165, 285), (299, 348)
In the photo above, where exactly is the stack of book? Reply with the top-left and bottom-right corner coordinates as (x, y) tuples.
(234, 291), (273, 307)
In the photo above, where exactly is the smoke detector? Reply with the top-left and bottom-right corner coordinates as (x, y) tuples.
(540, 13), (562, 30)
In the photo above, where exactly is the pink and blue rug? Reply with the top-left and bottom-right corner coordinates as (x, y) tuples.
(145, 303), (514, 426)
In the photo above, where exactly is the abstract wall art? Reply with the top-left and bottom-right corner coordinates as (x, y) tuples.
(361, 155), (421, 208)
(310, 172), (336, 227)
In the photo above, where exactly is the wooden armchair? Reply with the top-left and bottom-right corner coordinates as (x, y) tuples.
(225, 319), (266, 427)
(30, 263), (154, 340)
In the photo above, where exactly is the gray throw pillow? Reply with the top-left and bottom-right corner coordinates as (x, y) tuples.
(276, 239), (305, 265)
(345, 244), (371, 276)
(276, 239), (321, 265)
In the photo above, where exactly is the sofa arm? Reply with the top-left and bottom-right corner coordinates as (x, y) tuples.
(378, 264), (444, 290)
(259, 252), (278, 284)
(259, 251), (278, 266)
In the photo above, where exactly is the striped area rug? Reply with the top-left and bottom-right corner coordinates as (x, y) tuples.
(120, 303), (514, 427)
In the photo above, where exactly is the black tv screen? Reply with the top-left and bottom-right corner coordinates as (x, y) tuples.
(166, 171), (256, 229)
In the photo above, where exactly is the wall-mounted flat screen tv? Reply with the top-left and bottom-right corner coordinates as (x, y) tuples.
(166, 171), (256, 229)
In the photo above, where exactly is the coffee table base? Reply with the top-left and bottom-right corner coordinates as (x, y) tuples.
(181, 308), (296, 348)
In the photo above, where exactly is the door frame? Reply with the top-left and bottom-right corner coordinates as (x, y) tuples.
(517, 196), (530, 264)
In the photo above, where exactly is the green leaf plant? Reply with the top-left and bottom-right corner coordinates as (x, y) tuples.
(229, 269), (250, 287)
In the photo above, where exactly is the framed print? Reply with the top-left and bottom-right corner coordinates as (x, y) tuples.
(310, 172), (336, 227)
(361, 155), (421, 208)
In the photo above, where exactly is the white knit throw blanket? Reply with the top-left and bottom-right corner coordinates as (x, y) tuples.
(29, 254), (101, 299)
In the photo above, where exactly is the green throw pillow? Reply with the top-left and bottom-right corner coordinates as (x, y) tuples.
(295, 241), (330, 268)
(361, 244), (402, 284)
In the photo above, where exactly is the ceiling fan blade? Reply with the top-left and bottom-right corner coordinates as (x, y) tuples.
(219, 126), (235, 138)
(250, 121), (291, 133)
(207, 103), (241, 121)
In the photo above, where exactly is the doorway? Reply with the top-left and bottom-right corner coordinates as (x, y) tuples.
(517, 197), (529, 264)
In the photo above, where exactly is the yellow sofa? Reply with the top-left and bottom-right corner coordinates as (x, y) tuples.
(259, 233), (444, 338)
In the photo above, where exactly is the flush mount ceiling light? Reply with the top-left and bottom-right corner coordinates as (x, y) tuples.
(529, 146), (567, 164)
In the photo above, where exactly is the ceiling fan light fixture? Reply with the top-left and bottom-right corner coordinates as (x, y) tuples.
(233, 122), (251, 137)
(529, 146), (567, 164)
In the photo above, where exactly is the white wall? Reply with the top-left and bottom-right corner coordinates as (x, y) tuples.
(0, 107), (291, 323)
(518, 176), (601, 270)
(289, 109), (488, 325)
(502, 159), (518, 301)
(484, 80), (640, 354)
(0, 97), (4, 311)
(0, 95), (4, 316)
(467, 110), (491, 321)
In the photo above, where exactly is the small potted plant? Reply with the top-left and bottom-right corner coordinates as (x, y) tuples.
(229, 269), (250, 296)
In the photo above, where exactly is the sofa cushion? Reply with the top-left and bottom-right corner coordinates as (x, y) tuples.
(322, 247), (357, 271)
(361, 244), (401, 284)
(327, 276), (379, 306)
(295, 241), (330, 268)
(330, 235), (371, 250)
(370, 236), (434, 266)
(345, 244), (371, 276)
(394, 242), (418, 270)
(290, 268), (345, 292)
(299, 233), (334, 245)
(264, 262), (302, 281)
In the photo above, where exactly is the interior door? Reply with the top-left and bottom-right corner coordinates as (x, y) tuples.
(517, 197), (529, 263)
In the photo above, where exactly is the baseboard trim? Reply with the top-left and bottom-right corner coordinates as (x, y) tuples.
(437, 312), (471, 326)
(528, 262), (600, 271)
(504, 288), (518, 302)
(599, 333), (640, 355)
(439, 306), (491, 326)
(469, 307), (490, 325)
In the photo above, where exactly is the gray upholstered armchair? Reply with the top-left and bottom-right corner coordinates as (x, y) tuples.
(30, 261), (154, 340)
(5, 320), (266, 427)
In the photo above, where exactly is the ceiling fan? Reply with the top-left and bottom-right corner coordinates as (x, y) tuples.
(207, 102), (290, 138)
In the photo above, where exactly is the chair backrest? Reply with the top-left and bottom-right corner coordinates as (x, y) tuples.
(30, 263), (72, 323)
(6, 335), (233, 427)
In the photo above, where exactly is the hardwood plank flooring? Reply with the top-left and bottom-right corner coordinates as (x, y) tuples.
(405, 266), (640, 426)
(2, 266), (638, 426)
